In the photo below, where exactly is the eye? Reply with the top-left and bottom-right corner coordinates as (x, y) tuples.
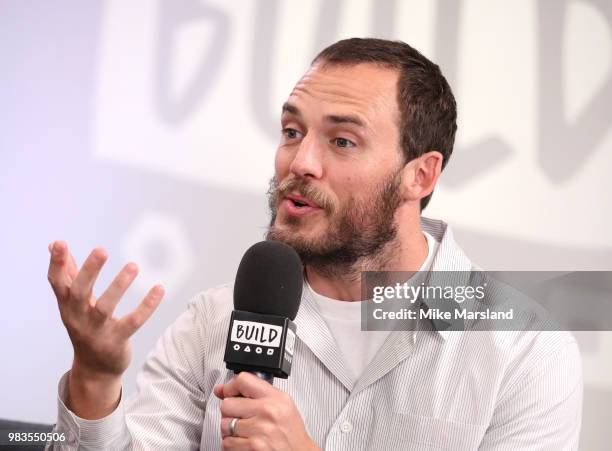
(333, 137), (356, 148)
(281, 128), (302, 140)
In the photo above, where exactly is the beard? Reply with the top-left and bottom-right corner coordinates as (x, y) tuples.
(266, 168), (403, 275)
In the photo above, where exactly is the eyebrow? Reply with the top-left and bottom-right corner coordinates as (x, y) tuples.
(282, 102), (366, 128)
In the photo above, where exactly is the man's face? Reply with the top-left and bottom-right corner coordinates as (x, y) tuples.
(267, 62), (405, 268)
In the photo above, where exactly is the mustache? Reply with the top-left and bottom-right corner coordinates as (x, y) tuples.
(269, 177), (335, 214)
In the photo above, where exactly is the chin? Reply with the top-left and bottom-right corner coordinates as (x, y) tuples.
(268, 220), (321, 245)
(277, 210), (321, 227)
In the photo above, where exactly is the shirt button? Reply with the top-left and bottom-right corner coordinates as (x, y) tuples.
(340, 421), (353, 433)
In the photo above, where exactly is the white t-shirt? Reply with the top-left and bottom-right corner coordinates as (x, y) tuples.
(306, 231), (439, 382)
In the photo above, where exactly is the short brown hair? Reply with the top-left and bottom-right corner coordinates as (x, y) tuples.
(313, 38), (457, 210)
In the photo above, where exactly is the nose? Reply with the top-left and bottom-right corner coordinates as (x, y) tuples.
(289, 133), (323, 180)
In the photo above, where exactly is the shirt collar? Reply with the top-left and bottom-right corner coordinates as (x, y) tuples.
(297, 217), (474, 343)
(418, 217), (474, 340)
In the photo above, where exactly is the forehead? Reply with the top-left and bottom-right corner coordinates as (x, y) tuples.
(286, 62), (400, 126)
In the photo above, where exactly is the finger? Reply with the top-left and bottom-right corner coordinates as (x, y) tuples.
(48, 241), (80, 284)
(214, 384), (225, 400)
(220, 417), (238, 438)
(47, 241), (72, 299)
(219, 397), (261, 420)
(221, 436), (247, 451)
(223, 372), (272, 399)
(70, 247), (108, 304)
(116, 284), (164, 338)
(219, 416), (264, 439)
(222, 436), (268, 451)
(65, 247), (79, 281)
(95, 263), (139, 317)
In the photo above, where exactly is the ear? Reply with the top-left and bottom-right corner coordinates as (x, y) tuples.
(400, 151), (444, 204)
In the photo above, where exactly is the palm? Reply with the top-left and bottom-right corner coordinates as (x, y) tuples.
(48, 241), (164, 378)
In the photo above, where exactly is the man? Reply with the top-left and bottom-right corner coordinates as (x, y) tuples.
(47, 38), (582, 450)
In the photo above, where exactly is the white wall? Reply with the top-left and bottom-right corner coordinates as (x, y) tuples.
(1, 1), (610, 448)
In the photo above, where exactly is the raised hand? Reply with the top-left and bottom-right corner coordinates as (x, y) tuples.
(47, 240), (164, 419)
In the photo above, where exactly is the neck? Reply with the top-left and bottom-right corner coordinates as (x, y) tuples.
(306, 210), (428, 301)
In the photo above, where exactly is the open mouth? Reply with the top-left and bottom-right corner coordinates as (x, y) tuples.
(291, 199), (309, 208)
(285, 193), (319, 208)
(282, 193), (322, 216)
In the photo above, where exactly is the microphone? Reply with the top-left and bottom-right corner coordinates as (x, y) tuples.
(223, 240), (303, 384)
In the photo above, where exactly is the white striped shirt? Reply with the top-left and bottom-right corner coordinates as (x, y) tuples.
(48, 217), (582, 450)
(310, 231), (439, 382)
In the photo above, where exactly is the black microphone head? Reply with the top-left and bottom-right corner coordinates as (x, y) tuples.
(234, 240), (303, 320)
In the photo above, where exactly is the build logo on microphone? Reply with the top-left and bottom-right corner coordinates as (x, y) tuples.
(224, 312), (297, 378)
(230, 320), (281, 356)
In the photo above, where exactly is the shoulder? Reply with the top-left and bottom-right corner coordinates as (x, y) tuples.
(479, 329), (582, 402)
(506, 329), (581, 379)
(186, 283), (235, 330)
